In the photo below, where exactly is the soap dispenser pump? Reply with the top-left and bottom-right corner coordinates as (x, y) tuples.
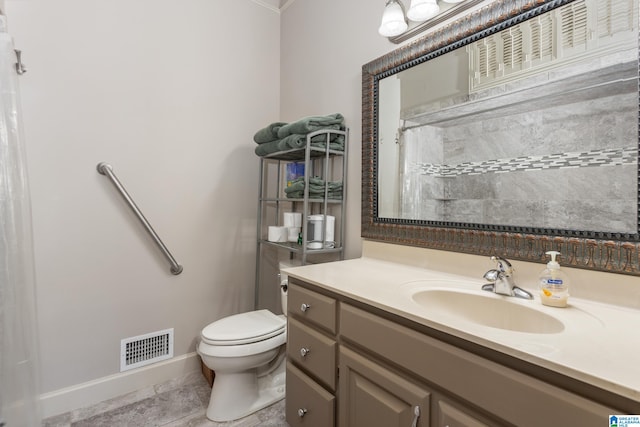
(538, 251), (570, 307)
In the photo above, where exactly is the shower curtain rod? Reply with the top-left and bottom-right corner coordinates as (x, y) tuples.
(97, 162), (183, 275)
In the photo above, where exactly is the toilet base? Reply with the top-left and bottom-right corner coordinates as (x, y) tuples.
(205, 355), (286, 422)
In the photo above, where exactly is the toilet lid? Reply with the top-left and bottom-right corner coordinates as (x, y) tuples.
(201, 310), (286, 346)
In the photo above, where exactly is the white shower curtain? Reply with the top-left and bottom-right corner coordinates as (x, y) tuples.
(0, 18), (42, 427)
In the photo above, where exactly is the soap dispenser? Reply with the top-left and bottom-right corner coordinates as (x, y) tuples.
(538, 251), (570, 307)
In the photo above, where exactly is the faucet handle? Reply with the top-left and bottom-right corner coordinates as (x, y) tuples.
(490, 256), (514, 275)
(483, 269), (500, 282)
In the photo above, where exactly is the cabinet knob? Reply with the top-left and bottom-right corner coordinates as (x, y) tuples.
(297, 408), (308, 418)
(300, 303), (311, 312)
(300, 347), (311, 357)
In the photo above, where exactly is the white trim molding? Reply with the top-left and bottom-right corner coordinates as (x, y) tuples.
(39, 352), (201, 419)
(252, 0), (282, 13)
(252, 0), (298, 13)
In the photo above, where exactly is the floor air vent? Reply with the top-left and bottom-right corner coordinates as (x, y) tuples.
(120, 328), (174, 372)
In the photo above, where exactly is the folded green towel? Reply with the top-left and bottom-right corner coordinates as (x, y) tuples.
(280, 133), (344, 149)
(284, 177), (343, 199)
(277, 113), (344, 138)
(253, 122), (287, 144)
(254, 134), (345, 157)
(285, 190), (342, 199)
(284, 177), (342, 191)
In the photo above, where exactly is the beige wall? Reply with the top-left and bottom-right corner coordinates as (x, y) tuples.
(280, 0), (395, 260)
(5, 0), (280, 396)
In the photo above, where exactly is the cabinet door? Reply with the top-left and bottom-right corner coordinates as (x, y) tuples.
(339, 346), (431, 427)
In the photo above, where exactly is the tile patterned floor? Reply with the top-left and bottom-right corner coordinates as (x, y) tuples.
(42, 371), (289, 427)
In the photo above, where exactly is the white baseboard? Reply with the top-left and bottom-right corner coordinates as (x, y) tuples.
(39, 352), (201, 419)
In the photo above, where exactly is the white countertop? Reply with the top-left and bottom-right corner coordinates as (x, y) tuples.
(283, 256), (640, 403)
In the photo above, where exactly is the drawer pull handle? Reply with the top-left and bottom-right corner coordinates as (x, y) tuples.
(300, 347), (311, 357)
(297, 408), (307, 418)
(411, 405), (420, 427)
(300, 303), (311, 312)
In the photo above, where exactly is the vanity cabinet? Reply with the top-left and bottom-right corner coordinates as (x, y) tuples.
(285, 278), (623, 427)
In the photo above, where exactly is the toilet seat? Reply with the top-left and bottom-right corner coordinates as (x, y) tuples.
(201, 309), (286, 346)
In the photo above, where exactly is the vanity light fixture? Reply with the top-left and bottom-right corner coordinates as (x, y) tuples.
(380, 0), (480, 43)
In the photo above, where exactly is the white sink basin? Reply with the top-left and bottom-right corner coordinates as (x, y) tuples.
(411, 289), (565, 334)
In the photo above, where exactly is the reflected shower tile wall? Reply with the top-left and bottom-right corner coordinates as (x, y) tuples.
(411, 153), (637, 232)
(403, 90), (638, 231)
(544, 199), (638, 232)
(443, 92), (637, 163)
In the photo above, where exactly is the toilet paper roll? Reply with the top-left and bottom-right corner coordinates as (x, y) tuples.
(287, 227), (301, 242)
(268, 226), (288, 242)
(283, 212), (302, 227)
(324, 215), (335, 248)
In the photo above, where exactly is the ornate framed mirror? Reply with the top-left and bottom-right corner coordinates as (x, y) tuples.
(362, 0), (640, 275)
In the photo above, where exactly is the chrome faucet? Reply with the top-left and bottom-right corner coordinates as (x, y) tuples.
(482, 256), (533, 299)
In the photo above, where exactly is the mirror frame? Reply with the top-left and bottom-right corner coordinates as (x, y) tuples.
(362, 0), (640, 275)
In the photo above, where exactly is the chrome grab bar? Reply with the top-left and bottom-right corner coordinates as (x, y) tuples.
(97, 162), (183, 275)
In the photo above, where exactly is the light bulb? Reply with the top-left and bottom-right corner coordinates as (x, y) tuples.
(378, 0), (408, 37)
(407, 0), (440, 22)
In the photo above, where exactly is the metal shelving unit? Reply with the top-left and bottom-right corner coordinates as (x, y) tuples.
(254, 128), (348, 307)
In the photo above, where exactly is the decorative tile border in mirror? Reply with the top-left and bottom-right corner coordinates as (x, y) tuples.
(412, 147), (637, 177)
(362, 0), (640, 275)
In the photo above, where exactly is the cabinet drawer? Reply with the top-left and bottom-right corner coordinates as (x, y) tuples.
(286, 362), (335, 427)
(287, 317), (337, 391)
(340, 303), (617, 427)
(288, 281), (337, 334)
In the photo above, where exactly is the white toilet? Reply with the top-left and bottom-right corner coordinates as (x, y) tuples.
(197, 272), (289, 422)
